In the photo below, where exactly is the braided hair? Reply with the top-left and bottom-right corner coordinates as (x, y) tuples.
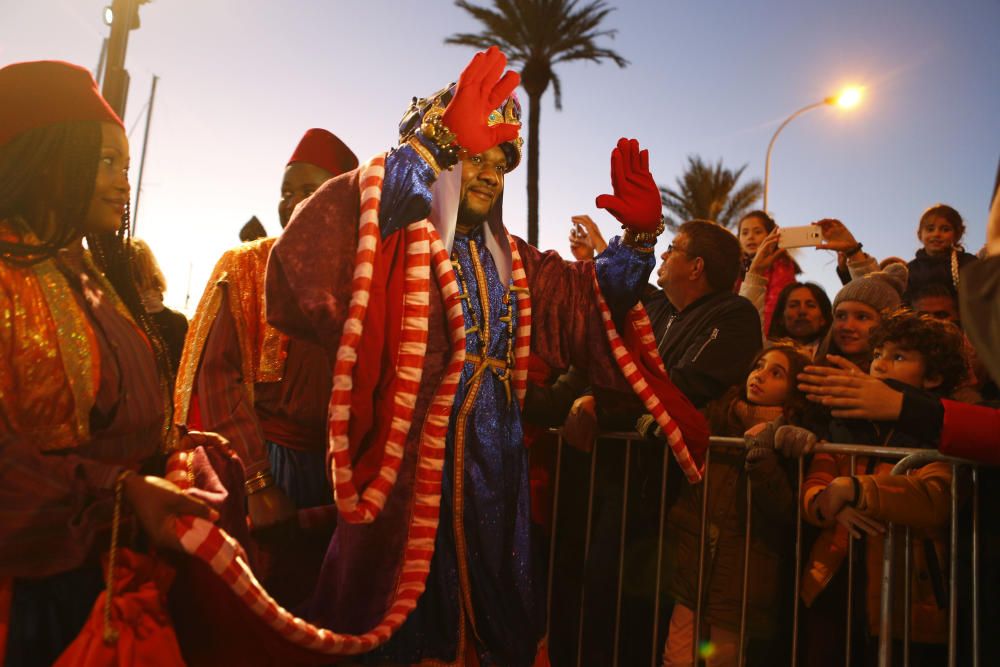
(0, 121), (100, 263)
(0, 120), (175, 432)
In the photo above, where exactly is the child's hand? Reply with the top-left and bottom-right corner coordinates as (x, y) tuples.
(835, 506), (885, 539)
(747, 229), (786, 275)
(774, 425), (817, 458)
(798, 355), (904, 420)
(816, 476), (857, 520)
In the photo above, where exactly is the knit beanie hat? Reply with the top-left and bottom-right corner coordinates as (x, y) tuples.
(833, 262), (908, 313)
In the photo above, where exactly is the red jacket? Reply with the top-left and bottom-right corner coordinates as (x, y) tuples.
(939, 399), (1000, 465)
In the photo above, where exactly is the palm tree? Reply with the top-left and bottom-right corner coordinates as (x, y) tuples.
(660, 156), (764, 231)
(446, 0), (628, 246)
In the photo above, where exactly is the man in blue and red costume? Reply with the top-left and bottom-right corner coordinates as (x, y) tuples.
(265, 47), (708, 665)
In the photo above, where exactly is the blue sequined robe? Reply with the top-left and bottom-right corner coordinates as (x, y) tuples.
(266, 144), (652, 666)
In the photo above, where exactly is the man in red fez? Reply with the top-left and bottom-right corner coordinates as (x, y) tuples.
(174, 130), (357, 597)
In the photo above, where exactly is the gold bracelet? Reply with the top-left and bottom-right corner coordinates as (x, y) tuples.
(622, 217), (665, 253)
(420, 111), (459, 157)
(244, 470), (275, 496)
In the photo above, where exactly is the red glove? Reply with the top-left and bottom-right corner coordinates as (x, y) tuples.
(595, 138), (662, 233)
(442, 46), (521, 156)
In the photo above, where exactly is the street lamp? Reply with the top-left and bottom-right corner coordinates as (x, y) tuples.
(762, 86), (863, 212)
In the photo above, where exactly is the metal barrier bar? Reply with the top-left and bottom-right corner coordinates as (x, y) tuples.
(903, 525), (911, 667)
(972, 467), (980, 667)
(545, 435), (564, 643)
(948, 465), (958, 667)
(791, 457), (803, 667)
(576, 439), (600, 667)
(651, 440), (670, 667)
(612, 440), (633, 666)
(877, 451), (968, 667)
(738, 480), (752, 667)
(878, 521), (895, 667)
(692, 447), (712, 665)
(547, 432), (980, 667)
(845, 454), (857, 667)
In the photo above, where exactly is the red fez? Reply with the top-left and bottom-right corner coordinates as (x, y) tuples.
(0, 61), (124, 148)
(287, 128), (358, 177)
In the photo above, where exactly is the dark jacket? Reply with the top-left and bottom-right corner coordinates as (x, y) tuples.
(906, 248), (977, 300)
(150, 306), (189, 376)
(642, 288), (763, 409)
(959, 255), (1000, 382)
(664, 420), (797, 638)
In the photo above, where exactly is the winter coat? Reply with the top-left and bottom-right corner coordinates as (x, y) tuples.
(736, 254), (798, 334)
(664, 401), (795, 638)
(801, 419), (952, 644)
(906, 248), (977, 300)
(643, 288), (762, 409)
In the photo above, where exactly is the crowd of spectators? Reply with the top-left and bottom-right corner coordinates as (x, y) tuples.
(547, 192), (1000, 666)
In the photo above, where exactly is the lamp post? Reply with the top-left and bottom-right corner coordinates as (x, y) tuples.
(762, 86), (862, 212)
(100, 0), (143, 117)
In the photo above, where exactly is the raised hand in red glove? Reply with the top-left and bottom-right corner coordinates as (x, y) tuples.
(442, 46), (522, 156)
(595, 138), (663, 233)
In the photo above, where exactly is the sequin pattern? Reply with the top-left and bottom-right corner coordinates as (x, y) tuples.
(364, 226), (538, 666)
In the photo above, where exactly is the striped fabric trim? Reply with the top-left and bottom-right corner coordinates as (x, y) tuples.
(166, 154), (473, 655)
(325, 155), (391, 522)
(506, 233), (531, 406)
(592, 276), (703, 483)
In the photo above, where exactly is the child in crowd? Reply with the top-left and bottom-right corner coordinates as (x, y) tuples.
(661, 344), (817, 666)
(816, 263), (907, 371)
(910, 282), (960, 326)
(736, 211), (798, 332)
(906, 204), (977, 300)
(800, 309), (968, 667)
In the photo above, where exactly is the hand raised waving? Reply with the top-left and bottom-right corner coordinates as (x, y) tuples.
(595, 138), (662, 233)
(442, 46), (521, 156)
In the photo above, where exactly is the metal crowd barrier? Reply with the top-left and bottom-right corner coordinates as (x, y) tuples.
(542, 433), (982, 667)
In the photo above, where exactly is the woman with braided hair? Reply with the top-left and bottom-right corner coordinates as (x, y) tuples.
(0, 61), (218, 665)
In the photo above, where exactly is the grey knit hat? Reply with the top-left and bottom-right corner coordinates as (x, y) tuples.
(833, 262), (908, 313)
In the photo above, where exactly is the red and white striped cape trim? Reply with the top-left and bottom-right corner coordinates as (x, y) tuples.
(593, 275), (703, 483)
(166, 153), (533, 655)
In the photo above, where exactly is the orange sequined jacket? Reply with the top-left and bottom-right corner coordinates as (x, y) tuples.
(174, 237), (289, 428)
(0, 222), (138, 451)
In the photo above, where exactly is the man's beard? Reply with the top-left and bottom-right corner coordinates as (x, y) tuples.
(456, 199), (490, 232)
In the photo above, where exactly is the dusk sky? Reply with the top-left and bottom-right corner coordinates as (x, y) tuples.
(3, 0), (998, 312)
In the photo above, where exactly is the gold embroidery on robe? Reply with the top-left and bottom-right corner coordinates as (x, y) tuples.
(0, 220), (146, 452)
(173, 237), (290, 427)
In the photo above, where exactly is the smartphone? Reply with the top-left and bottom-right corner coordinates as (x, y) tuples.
(778, 225), (823, 249)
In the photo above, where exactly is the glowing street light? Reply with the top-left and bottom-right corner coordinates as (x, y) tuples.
(763, 85), (865, 211)
(832, 86), (863, 109)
